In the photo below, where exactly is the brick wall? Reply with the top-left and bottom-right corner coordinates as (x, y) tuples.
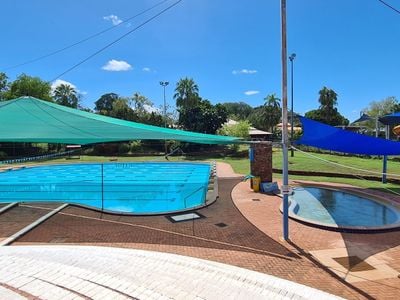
(250, 143), (272, 182)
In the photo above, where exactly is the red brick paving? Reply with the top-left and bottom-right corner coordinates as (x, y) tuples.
(233, 180), (400, 300)
(5, 179), (367, 300)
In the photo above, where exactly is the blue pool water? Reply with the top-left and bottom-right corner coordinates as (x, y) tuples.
(290, 187), (400, 228)
(0, 162), (211, 214)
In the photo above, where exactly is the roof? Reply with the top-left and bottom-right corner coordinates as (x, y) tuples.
(249, 127), (272, 135)
(0, 97), (240, 145)
(379, 112), (400, 125)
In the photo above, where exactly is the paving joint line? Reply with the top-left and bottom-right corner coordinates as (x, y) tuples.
(0, 281), (43, 300)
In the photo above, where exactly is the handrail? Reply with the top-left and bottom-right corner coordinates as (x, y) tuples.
(183, 186), (206, 208)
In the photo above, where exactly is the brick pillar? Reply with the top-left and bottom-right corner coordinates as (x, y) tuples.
(250, 142), (272, 182)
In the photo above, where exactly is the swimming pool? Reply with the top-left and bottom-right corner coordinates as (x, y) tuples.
(0, 162), (214, 214)
(288, 186), (400, 230)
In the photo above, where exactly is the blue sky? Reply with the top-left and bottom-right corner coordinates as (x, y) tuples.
(1, 0), (399, 121)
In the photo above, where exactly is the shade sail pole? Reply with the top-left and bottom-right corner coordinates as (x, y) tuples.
(281, 0), (289, 241)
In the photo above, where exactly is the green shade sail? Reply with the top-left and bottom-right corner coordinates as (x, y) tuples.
(0, 97), (240, 145)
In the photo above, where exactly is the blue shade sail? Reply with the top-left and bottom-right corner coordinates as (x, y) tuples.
(295, 116), (400, 155)
(379, 112), (400, 125)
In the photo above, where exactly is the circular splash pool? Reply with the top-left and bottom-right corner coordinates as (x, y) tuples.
(0, 162), (214, 215)
(288, 186), (400, 230)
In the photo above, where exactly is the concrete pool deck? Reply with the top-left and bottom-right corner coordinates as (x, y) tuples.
(0, 162), (399, 299)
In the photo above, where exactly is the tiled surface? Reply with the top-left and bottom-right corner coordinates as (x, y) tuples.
(0, 163), (398, 299)
(0, 245), (344, 300)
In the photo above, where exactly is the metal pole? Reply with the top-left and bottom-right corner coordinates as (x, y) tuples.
(160, 81), (169, 156)
(281, 0), (289, 241)
(289, 53), (296, 157)
(101, 163), (104, 212)
(382, 125), (389, 184)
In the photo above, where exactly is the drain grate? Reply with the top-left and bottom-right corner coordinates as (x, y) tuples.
(166, 212), (205, 223)
(215, 222), (228, 228)
(333, 256), (375, 272)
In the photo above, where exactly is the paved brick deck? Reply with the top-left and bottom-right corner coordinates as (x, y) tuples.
(0, 245), (344, 299)
(0, 162), (398, 299)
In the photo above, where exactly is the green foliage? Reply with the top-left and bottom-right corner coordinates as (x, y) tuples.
(130, 92), (152, 115)
(118, 143), (130, 154)
(94, 93), (120, 113)
(4, 74), (52, 101)
(174, 78), (227, 134)
(174, 77), (200, 109)
(109, 98), (135, 120)
(0, 72), (8, 100)
(247, 94), (281, 132)
(304, 87), (349, 126)
(218, 120), (250, 139)
(222, 102), (253, 120)
(362, 96), (399, 119)
(179, 99), (228, 134)
(53, 84), (79, 108)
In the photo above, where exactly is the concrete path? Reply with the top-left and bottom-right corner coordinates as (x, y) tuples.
(0, 246), (344, 300)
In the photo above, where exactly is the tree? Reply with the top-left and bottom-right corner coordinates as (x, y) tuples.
(53, 84), (79, 108)
(178, 99), (228, 134)
(304, 87), (348, 126)
(318, 87), (338, 124)
(362, 96), (399, 118)
(218, 120), (250, 139)
(174, 77), (200, 109)
(222, 102), (253, 120)
(251, 94), (281, 132)
(4, 74), (52, 101)
(108, 98), (135, 120)
(360, 96), (399, 135)
(130, 92), (153, 116)
(263, 94), (281, 132)
(0, 72), (8, 100)
(94, 93), (120, 114)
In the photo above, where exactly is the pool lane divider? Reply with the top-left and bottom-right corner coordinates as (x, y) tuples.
(0, 202), (18, 215)
(0, 203), (69, 246)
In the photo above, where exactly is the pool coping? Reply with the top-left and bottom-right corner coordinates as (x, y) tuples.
(280, 182), (400, 232)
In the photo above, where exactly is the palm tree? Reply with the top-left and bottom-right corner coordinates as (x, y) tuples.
(263, 94), (281, 132)
(318, 87), (338, 123)
(173, 77), (199, 109)
(264, 94), (281, 109)
(53, 84), (79, 108)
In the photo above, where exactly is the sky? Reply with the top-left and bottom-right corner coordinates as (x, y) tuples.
(1, 0), (399, 122)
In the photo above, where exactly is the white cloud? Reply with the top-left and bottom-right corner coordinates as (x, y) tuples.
(102, 59), (132, 71)
(51, 79), (86, 96)
(142, 67), (151, 72)
(103, 14), (123, 26)
(232, 69), (258, 75)
(51, 79), (76, 91)
(244, 90), (260, 96)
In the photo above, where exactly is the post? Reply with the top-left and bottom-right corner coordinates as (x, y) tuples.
(281, 0), (289, 241)
(101, 163), (104, 212)
(160, 81), (169, 155)
(289, 53), (296, 157)
(382, 124), (389, 184)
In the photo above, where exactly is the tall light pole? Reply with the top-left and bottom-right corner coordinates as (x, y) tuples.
(160, 81), (169, 155)
(281, 0), (290, 241)
(289, 53), (296, 157)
